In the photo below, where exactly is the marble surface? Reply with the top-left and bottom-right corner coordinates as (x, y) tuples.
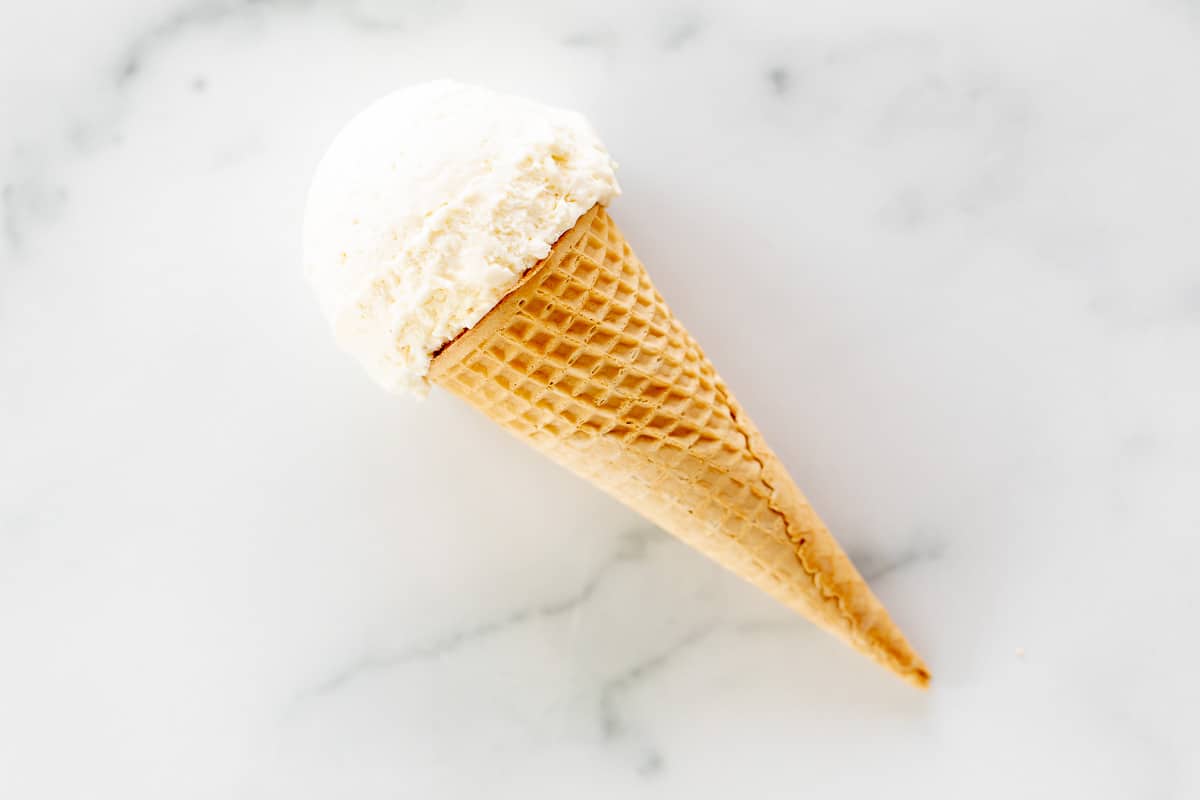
(3, 1), (1200, 797)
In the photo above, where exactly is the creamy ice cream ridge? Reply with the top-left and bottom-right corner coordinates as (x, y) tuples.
(303, 80), (621, 395)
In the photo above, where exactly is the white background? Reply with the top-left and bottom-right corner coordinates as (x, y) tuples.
(2, 1), (1199, 797)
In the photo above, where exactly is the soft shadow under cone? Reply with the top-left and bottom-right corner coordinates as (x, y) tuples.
(429, 205), (930, 688)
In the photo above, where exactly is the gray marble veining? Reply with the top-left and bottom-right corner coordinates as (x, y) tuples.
(2, 0), (1199, 797)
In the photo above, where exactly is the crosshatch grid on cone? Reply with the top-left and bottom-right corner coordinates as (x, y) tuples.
(436, 207), (797, 577)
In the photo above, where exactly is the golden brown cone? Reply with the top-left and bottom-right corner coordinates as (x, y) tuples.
(429, 205), (930, 688)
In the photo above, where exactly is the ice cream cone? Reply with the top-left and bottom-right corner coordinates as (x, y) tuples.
(429, 205), (931, 688)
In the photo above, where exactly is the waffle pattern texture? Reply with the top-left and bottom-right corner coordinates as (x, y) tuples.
(429, 206), (930, 687)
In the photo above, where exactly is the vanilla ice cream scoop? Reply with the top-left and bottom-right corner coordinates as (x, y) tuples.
(302, 80), (620, 395)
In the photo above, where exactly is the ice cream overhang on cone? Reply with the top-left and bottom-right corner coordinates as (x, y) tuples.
(304, 81), (930, 687)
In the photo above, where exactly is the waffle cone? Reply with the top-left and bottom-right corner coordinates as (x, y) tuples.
(429, 205), (930, 687)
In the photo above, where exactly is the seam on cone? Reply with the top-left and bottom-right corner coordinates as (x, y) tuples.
(711, 381), (927, 685)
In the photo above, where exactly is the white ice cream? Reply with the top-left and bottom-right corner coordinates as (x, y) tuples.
(303, 80), (620, 396)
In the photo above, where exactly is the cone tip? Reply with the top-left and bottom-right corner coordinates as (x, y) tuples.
(906, 664), (932, 690)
